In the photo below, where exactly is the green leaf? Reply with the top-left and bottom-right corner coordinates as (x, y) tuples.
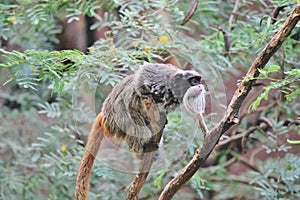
(258, 68), (267, 76)
(267, 64), (281, 73)
(287, 139), (300, 145)
(153, 170), (166, 188)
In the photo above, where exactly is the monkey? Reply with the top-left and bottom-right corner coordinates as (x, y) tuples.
(75, 63), (206, 200)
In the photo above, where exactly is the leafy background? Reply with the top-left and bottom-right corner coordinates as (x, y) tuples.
(0, 0), (299, 199)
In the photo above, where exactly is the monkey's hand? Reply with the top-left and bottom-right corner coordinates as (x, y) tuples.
(143, 96), (160, 123)
(143, 96), (167, 134)
(138, 96), (165, 160)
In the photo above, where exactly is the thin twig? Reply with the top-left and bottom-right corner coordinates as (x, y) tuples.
(138, 0), (179, 22)
(216, 126), (256, 147)
(228, 0), (240, 30)
(272, 6), (287, 24)
(158, 5), (300, 200)
(198, 114), (208, 137)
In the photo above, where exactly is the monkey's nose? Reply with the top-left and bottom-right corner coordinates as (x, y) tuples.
(196, 85), (203, 91)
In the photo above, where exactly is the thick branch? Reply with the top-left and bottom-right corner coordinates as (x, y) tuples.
(158, 5), (300, 200)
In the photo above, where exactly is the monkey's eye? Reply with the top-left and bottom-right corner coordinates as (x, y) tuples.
(188, 77), (201, 86)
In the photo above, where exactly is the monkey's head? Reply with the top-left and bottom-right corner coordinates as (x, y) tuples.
(134, 63), (206, 114)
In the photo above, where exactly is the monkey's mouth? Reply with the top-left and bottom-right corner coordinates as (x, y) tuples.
(186, 84), (205, 98)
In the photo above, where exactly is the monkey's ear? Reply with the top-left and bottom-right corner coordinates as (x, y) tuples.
(173, 71), (185, 80)
(171, 72), (186, 90)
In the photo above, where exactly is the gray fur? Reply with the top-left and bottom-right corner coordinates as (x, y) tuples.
(101, 63), (202, 156)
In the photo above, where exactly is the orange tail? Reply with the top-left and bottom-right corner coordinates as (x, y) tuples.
(75, 113), (105, 200)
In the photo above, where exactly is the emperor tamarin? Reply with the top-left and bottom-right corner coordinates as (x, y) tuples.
(75, 63), (206, 200)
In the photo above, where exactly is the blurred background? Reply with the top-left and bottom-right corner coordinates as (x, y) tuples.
(0, 0), (299, 199)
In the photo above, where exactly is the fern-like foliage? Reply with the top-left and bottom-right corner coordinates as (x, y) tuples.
(0, 0), (299, 199)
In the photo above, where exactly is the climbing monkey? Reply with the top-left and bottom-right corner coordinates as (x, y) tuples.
(75, 63), (206, 200)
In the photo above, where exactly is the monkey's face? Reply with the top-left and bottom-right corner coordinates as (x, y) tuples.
(170, 70), (202, 100)
(171, 70), (206, 115)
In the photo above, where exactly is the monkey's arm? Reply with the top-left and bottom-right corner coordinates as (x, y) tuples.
(126, 98), (164, 200)
(75, 113), (105, 200)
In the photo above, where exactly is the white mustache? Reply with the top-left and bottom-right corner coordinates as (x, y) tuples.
(183, 84), (206, 115)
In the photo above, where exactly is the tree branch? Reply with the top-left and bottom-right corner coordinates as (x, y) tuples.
(126, 149), (159, 200)
(158, 5), (300, 200)
(228, 0), (240, 30)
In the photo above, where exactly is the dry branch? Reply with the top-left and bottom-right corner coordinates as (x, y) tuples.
(158, 5), (300, 200)
(228, 0), (240, 29)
